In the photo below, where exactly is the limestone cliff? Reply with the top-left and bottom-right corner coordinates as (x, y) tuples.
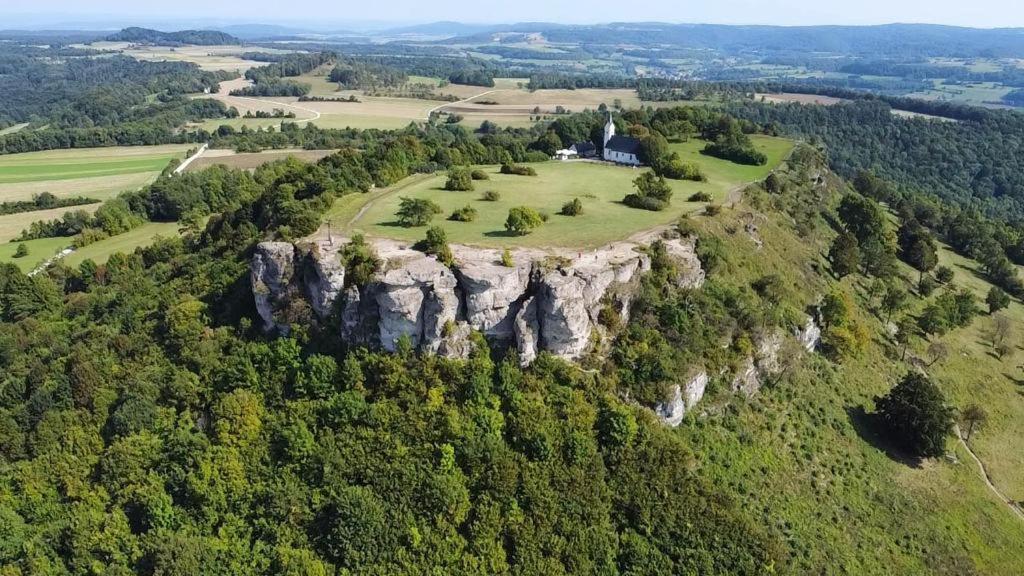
(250, 233), (703, 363)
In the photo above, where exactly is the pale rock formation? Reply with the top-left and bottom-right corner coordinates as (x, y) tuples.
(250, 242), (297, 333)
(655, 371), (709, 427)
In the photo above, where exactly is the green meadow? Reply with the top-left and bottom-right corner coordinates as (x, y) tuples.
(342, 135), (791, 248)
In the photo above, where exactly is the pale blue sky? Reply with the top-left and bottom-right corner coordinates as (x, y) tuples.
(4, 0), (1023, 29)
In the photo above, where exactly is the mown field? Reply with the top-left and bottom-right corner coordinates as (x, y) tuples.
(339, 135), (791, 248)
(0, 204), (101, 243)
(62, 221), (182, 268)
(0, 144), (190, 202)
(185, 149), (336, 172)
(0, 236), (70, 272)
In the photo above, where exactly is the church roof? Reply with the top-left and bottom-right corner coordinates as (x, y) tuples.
(605, 135), (641, 155)
(571, 141), (596, 154)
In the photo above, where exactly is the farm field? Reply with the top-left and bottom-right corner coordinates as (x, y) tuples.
(340, 135), (791, 248)
(83, 42), (295, 72)
(0, 203), (100, 243)
(0, 144), (189, 186)
(186, 149), (337, 172)
(905, 80), (1014, 108)
(0, 123), (29, 136)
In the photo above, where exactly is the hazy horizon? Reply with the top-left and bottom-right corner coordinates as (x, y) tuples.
(4, 0), (1024, 30)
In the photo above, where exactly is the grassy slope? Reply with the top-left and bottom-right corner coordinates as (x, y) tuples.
(674, 170), (1024, 573)
(344, 136), (791, 248)
(62, 222), (182, 268)
(0, 237), (70, 272)
(0, 204), (101, 243)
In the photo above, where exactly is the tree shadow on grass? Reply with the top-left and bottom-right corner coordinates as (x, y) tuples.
(1003, 372), (1024, 387)
(483, 230), (518, 238)
(377, 220), (413, 228)
(845, 405), (924, 468)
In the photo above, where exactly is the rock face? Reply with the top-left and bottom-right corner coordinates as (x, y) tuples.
(249, 235), (703, 361)
(796, 316), (821, 352)
(251, 242), (297, 333)
(655, 371), (709, 427)
(732, 330), (784, 397)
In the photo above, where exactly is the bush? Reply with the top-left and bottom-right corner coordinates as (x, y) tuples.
(500, 248), (514, 267)
(688, 191), (712, 202)
(560, 198), (583, 216)
(500, 163), (537, 176)
(481, 190), (501, 202)
(704, 204), (722, 216)
(623, 172), (673, 212)
(918, 275), (938, 297)
(13, 243), (28, 258)
(623, 194), (668, 211)
(415, 226), (454, 266)
(444, 168), (474, 191)
(470, 169), (489, 181)
(340, 234), (381, 287)
(397, 197), (442, 227)
(935, 265), (954, 284)
(449, 205), (478, 222)
(505, 206), (544, 235)
(874, 372), (954, 458)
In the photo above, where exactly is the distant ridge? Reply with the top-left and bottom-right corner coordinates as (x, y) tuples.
(104, 27), (240, 46)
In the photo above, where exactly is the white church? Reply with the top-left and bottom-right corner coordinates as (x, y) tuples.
(602, 113), (642, 166)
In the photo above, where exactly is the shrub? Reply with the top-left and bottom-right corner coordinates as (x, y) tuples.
(13, 243), (28, 258)
(505, 206), (544, 235)
(501, 248), (514, 267)
(449, 205), (478, 222)
(704, 204), (722, 216)
(874, 372), (954, 458)
(500, 163), (537, 176)
(935, 265), (954, 284)
(444, 168), (474, 191)
(340, 234), (381, 287)
(986, 286), (1010, 314)
(470, 169), (489, 181)
(560, 198), (583, 216)
(623, 194), (668, 211)
(397, 197), (442, 227)
(481, 190), (501, 201)
(415, 226), (454, 266)
(688, 191), (712, 202)
(918, 275), (938, 297)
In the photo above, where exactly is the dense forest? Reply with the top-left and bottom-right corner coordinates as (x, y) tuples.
(0, 123), (781, 574)
(103, 27), (241, 46)
(0, 44), (231, 129)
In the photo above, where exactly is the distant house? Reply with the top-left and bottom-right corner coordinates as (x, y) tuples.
(555, 148), (578, 160)
(570, 141), (597, 158)
(602, 114), (642, 166)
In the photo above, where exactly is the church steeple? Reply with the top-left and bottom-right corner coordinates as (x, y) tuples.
(603, 112), (615, 146)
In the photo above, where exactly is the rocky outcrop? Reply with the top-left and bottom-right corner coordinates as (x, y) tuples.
(251, 242), (298, 333)
(250, 235), (703, 362)
(732, 330), (784, 397)
(796, 316), (821, 352)
(655, 371), (709, 427)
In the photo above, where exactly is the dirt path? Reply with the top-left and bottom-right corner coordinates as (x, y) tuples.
(228, 94), (322, 123)
(955, 423), (1024, 521)
(426, 89), (499, 120)
(173, 143), (208, 174)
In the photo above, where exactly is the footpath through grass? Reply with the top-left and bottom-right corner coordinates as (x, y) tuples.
(346, 135), (791, 248)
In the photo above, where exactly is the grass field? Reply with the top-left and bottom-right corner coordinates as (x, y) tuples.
(0, 123), (29, 136)
(906, 80), (1013, 108)
(186, 149), (336, 172)
(0, 237), (71, 272)
(84, 43), (293, 72)
(0, 144), (189, 188)
(338, 135), (791, 248)
(63, 222), (182, 267)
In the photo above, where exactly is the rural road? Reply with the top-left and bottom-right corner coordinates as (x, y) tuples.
(955, 423), (1024, 521)
(173, 143), (208, 174)
(228, 94), (322, 123)
(426, 89), (499, 120)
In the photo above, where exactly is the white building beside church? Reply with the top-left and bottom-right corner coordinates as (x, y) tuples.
(602, 114), (641, 166)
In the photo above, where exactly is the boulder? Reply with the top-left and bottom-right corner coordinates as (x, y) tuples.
(251, 242), (297, 333)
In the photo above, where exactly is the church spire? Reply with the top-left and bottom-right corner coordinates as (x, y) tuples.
(603, 112), (615, 146)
